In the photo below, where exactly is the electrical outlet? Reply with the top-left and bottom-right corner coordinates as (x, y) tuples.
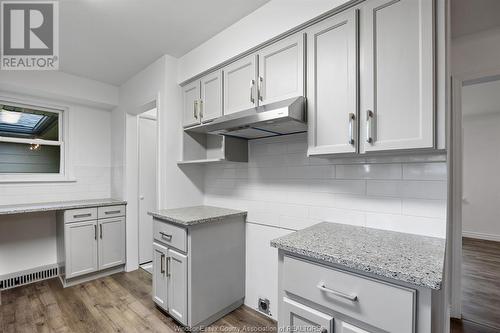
(258, 298), (271, 316)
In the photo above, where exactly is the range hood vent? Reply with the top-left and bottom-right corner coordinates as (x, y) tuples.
(185, 96), (306, 140)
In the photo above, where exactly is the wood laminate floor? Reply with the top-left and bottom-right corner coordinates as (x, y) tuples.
(0, 269), (276, 333)
(459, 237), (500, 331)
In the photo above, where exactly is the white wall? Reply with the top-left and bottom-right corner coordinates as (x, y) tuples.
(203, 133), (447, 318)
(114, 55), (204, 272)
(462, 113), (500, 240)
(0, 73), (117, 275)
(177, 0), (351, 83)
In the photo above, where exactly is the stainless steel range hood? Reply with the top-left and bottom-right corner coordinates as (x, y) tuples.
(185, 96), (306, 139)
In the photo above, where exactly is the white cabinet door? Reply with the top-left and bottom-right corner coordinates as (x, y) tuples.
(153, 242), (168, 310)
(98, 217), (125, 270)
(282, 298), (334, 333)
(257, 33), (305, 106)
(360, 0), (434, 152)
(307, 9), (358, 156)
(183, 80), (201, 127)
(168, 248), (188, 325)
(200, 70), (223, 123)
(338, 322), (371, 333)
(223, 54), (257, 115)
(65, 220), (98, 279)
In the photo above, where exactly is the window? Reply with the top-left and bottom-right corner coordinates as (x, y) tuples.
(0, 100), (65, 177)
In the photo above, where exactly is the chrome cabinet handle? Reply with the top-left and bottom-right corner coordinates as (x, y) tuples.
(317, 282), (358, 302)
(348, 112), (356, 145)
(250, 79), (255, 104)
(160, 232), (172, 240)
(258, 76), (263, 102)
(99, 224), (103, 239)
(74, 213), (91, 218)
(193, 100), (198, 119)
(105, 210), (120, 215)
(366, 110), (375, 144)
(160, 254), (165, 274)
(166, 257), (171, 277)
(199, 100), (204, 119)
(94, 225), (97, 240)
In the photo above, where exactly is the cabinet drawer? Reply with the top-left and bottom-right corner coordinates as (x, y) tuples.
(153, 219), (187, 252)
(64, 207), (98, 223)
(98, 205), (126, 219)
(283, 255), (415, 333)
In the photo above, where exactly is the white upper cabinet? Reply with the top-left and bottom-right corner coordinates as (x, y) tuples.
(183, 81), (201, 128)
(307, 9), (358, 156)
(200, 70), (223, 123)
(257, 33), (305, 106)
(223, 54), (258, 115)
(359, 0), (435, 152)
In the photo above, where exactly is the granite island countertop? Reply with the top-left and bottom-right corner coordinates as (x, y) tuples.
(271, 222), (445, 290)
(0, 198), (127, 216)
(148, 205), (247, 226)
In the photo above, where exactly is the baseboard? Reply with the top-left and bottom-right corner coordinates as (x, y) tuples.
(462, 231), (500, 242)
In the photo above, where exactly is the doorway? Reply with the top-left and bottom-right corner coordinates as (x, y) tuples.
(453, 75), (500, 330)
(138, 108), (157, 273)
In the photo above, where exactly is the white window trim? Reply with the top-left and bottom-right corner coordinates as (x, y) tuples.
(0, 96), (75, 183)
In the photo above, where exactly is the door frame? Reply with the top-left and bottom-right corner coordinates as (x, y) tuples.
(136, 98), (160, 266)
(449, 68), (500, 318)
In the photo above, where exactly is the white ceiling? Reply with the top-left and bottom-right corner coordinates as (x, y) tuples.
(59, 0), (270, 85)
(451, 0), (500, 38)
(462, 78), (500, 116)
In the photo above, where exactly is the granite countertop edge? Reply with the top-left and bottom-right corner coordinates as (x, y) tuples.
(0, 199), (127, 215)
(271, 240), (442, 290)
(148, 207), (247, 226)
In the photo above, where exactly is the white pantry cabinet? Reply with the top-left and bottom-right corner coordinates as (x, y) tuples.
(307, 9), (358, 155)
(359, 0), (435, 152)
(257, 33), (305, 106)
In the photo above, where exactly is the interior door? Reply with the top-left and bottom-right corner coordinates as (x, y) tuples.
(168, 248), (188, 325)
(139, 115), (157, 264)
(223, 54), (257, 115)
(98, 217), (126, 270)
(200, 70), (223, 123)
(65, 220), (98, 279)
(258, 33), (305, 106)
(307, 9), (358, 156)
(360, 0), (434, 152)
(282, 297), (334, 333)
(183, 80), (200, 127)
(153, 242), (168, 310)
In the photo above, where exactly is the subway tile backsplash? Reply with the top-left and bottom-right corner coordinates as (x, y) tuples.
(204, 133), (447, 238)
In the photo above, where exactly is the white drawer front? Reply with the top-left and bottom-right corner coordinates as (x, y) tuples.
(283, 255), (415, 333)
(153, 219), (187, 252)
(98, 205), (126, 219)
(64, 207), (98, 223)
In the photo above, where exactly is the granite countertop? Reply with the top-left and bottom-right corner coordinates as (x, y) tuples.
(149, 205), (247, 226)
(271, 222), (446, 290)
(0, 198), (127, 216)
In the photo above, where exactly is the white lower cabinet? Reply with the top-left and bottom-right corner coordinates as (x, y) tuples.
(168, 248), (188, 324)
(153, 243), (168, 309)
(57, 205), (127, 286)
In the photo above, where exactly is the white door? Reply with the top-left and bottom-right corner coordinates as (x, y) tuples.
(168, 248), (188, 325)
(65, 220), (98, 279)
(307, 9), (358, 156)
(183, 81), (200, 127)
(360, 0), (434, 152)
(282, 297), (334, 333)
(257, 33), (305, 106)
(153, 242), (168, 310)
(98, 217), (126, 270)
(200, 70), (223, 123)
(139, 115), (157, 264)
(223, 54), (257, 115)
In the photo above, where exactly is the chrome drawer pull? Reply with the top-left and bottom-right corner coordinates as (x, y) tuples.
(160, 232), (172, 240)
(317, 282), (358, 302)
(105, 210), (121, 215)
(166, 257), (171, 277)
(348, 112), (356, 145)
(74, 213), (91, 218)
(160, 254), (165, 274)
(366, 110), (375, 144)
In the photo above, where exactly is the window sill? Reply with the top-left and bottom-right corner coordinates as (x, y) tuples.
(0, 175), (77, 184)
